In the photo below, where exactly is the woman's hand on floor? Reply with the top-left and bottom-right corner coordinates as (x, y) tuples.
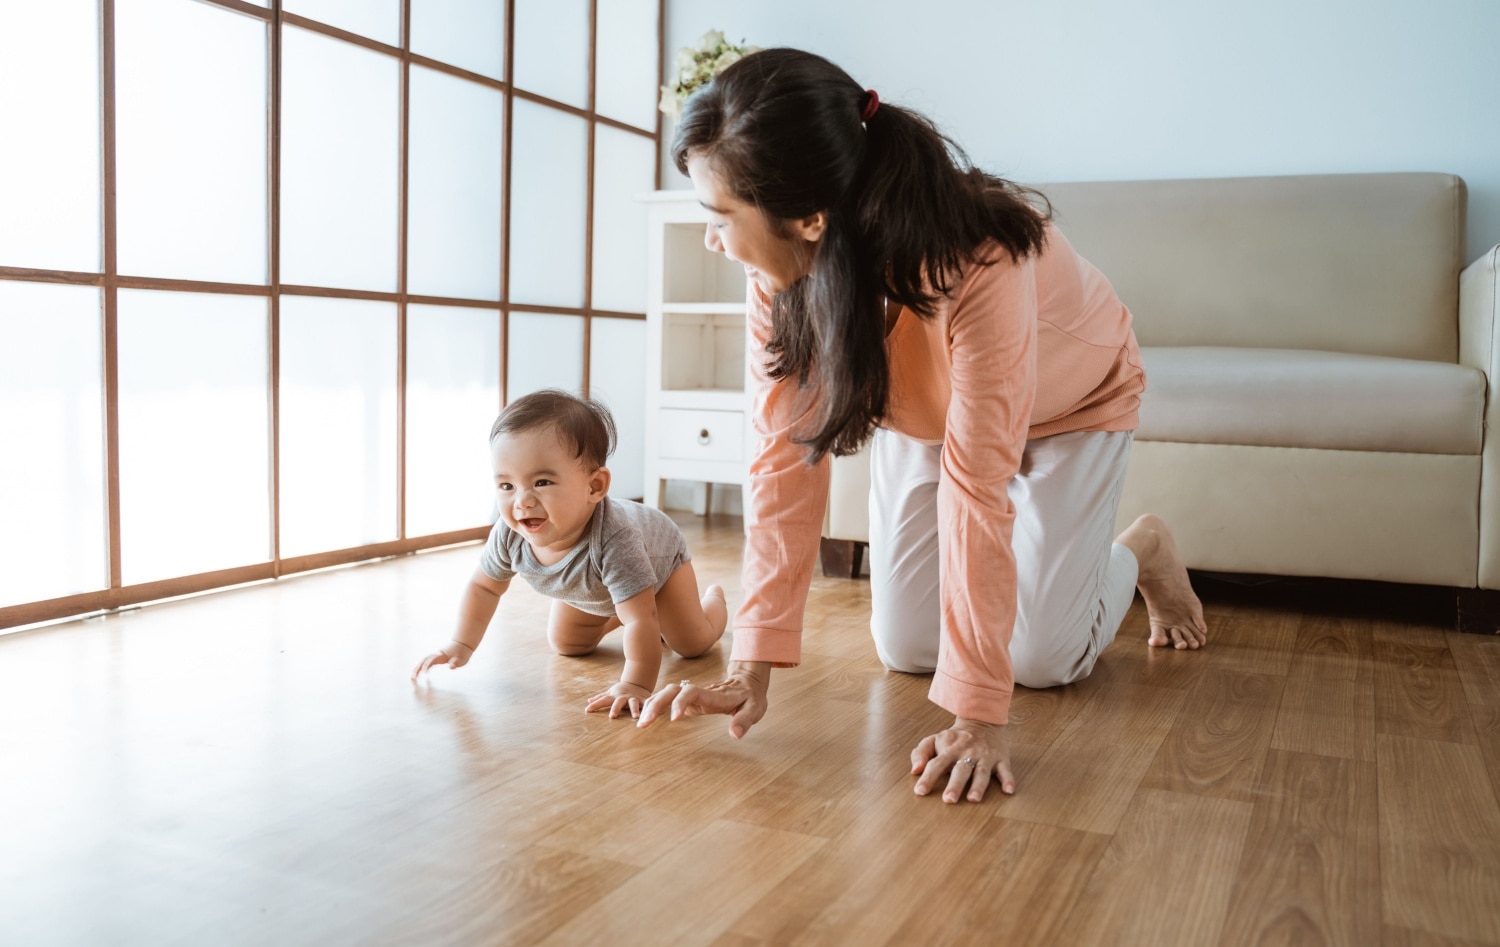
(911, 717), (1017, 803)
(636, 660), (771, 739)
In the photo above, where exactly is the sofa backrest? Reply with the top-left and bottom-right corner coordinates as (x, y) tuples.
(1037, 173), (1465, 362)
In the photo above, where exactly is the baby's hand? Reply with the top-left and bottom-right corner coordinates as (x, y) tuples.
(410, 641), (475, 681)
(585, 680), (654, 719)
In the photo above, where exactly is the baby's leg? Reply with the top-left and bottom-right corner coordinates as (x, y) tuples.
(547, 600), (618, 656)
(655, 562), (726, 658)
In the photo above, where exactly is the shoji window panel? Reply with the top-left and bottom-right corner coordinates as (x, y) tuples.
(280, 26), (401, 293)
(406, 305), (501, 537)
(0, 1), (101, 272)
(116, 290), (270, 585)
(115, 0), (268, 285)
(0, 283), (106, 607)
(408, 66), (504, 301)
(279, 298), (399, 558)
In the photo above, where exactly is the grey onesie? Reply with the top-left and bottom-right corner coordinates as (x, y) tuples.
(477, 496), (690, 616)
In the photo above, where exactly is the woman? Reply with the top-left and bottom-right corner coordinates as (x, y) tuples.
(637, 48), (1207, 804)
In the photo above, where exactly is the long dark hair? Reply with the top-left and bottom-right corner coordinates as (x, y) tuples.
(671, 48), (1050, 461)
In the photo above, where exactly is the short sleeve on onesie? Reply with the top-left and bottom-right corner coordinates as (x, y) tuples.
(477, 497), (689, 616)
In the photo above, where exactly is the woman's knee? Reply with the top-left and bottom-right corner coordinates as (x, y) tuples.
(1010, 641), (1090, 689)
(870, 619), (939, 674)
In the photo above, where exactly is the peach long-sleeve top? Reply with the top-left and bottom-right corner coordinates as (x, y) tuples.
(732, 223), (1145, 725)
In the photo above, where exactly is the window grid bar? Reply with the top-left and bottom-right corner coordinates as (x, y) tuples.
(201, 0), (269, 20)
(101, 0), (123, 592)
(582, 0), (598, 398)
(0, 270), (654, 318)
(268, 0), (284, 572)
(0, 528), (490, 631)
(655, 0), (664, 189)
(397, 0), (411, 540)
(498, 0), (515, 407)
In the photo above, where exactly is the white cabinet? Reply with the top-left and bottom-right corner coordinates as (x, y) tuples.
(639, 190), (751, 513)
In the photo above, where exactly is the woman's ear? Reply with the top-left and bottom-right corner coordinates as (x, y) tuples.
(588, 466), (612, 502)
(789, 210), (827, 244)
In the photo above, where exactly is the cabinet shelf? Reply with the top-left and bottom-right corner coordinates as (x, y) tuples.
(663, 223), (745, 305)
(659, 388), (744, 411)
(642, 191), (752, 514)
(662, 311), (744, 392)
(661, 302), (747, 316)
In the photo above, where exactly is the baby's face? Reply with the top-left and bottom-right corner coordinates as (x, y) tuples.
(491, 429), (605, 555)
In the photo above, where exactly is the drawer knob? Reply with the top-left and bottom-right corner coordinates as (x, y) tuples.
(697, 428), (712, 445)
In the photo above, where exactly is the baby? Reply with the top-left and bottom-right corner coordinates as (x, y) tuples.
(410, 388), (728, 719)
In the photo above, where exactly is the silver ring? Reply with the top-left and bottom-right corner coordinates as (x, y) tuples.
(679, 679), (692, 687)
(959, 757), (977, 767)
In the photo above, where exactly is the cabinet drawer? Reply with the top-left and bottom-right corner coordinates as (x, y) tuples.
(660, 409), (744, 462)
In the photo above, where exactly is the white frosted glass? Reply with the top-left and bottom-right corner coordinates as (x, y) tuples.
(591, 126), (656, 313)
(406, 305), (500, 536)
(509, 102), (587, 308)
(512, 0), (589, 108)
(410, 0), (505, 81)
(117, 290), (270, 584)
(278, 297), (398, 557)
(595, 0), (660, 130)
(507, 312), (584, 403)
(587, 318), (646, 500)
(281, 27), (400, 292)
(408, 66), (503, 301)
(0, 2), (100, 272)
(0, 283), (106, 607)
(116, 0), (267, 285)
(283, 0), (398, 47)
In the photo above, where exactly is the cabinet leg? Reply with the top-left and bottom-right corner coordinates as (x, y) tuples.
(819, 539), (866, 579)
(1457, 588), (1500, 634)
(702, 482), (714, 517)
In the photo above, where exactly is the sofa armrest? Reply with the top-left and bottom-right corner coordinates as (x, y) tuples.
(1461, 244), (1500, 589)
(824, 444), (872, 543)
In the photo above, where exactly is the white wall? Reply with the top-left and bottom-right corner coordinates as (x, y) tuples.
(664, 0), (1500, 263)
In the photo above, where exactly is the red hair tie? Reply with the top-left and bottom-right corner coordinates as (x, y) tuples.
(861, 89), (880, 122)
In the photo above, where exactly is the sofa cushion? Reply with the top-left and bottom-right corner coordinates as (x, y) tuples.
(1039, 174), (1466, 361)
(1137, 346), (1485, 455)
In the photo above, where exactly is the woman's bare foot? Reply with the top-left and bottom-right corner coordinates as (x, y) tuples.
(1116, 514), (1208, 650)
(702, 584), (729, 640)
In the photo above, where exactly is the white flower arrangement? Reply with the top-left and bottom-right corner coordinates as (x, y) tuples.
(658, 29), (761, 118)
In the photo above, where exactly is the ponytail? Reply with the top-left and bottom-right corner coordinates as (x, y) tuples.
(672, 48), (1050, 461)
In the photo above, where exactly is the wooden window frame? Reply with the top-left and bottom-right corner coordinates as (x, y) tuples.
(0, 0), (665, 629)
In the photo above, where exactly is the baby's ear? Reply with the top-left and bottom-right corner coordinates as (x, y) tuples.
(588, 465), (612, 501)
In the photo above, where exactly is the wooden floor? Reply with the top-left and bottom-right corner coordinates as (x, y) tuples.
(2, 513), (1499, 946)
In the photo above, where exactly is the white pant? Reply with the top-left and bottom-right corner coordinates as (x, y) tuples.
(868, 428), (1139, 688)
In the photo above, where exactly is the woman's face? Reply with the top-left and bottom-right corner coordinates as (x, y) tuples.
(687, 153), (825, 295)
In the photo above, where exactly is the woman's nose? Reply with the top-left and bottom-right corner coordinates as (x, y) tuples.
(703, 223), (722, 254)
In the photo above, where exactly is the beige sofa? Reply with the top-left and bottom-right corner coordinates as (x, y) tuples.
(820, 172), (1500, 630)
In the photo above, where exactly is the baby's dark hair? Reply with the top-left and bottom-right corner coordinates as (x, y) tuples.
(489, 388), (617, 470)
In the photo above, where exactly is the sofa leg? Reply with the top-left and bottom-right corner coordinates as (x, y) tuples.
(819, 539), (867, 579)
(1456, 588), (1500, 634)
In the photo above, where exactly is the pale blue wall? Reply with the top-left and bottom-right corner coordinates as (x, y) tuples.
(664, 0), (1500, 263)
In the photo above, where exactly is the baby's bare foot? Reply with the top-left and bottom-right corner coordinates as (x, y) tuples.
(702, 584), (728, 639)
(1116, 514), (1208, 650)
